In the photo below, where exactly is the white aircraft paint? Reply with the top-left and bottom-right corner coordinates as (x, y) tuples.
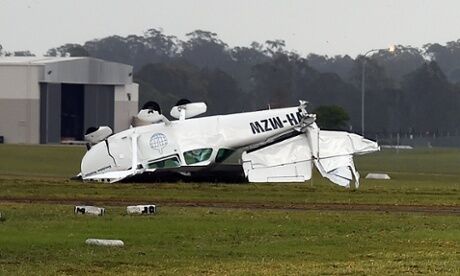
(80, 101), (379, 188)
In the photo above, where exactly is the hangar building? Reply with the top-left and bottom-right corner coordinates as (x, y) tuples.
(0, 57), (138, 144)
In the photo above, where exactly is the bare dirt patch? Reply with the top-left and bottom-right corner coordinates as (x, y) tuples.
(0, 196), (458, 215)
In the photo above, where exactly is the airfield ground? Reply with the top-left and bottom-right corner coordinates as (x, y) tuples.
(0, 145), (459, 275)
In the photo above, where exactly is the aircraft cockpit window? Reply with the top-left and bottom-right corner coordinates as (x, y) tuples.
(215, 149), (235, 163)
(184, 148), (213, 165)
(147, 156), (180, 169)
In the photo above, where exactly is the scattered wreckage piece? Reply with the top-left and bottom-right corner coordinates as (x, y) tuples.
(74, 206), (105, 216)
(365, 173), (391, 180)
(126, 204), (157, 215)
(85, 239), (124, 247)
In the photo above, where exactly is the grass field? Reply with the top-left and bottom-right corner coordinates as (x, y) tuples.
(0, 144), (459, 275)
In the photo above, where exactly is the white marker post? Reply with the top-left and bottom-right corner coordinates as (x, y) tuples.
(365, 173), (391, 180)
(74, 206), (105, 216)
(85, 239), (124, 247)
(126, 205), (156, 215)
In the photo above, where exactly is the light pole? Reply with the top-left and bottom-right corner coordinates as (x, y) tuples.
(360, 45), (395, 136)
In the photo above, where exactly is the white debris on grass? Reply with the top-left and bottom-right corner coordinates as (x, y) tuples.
(127, 205), (156, 214)
(365, 173), (391, 180)
(74, 206), (105, 216)
(85, 239), (124, 247)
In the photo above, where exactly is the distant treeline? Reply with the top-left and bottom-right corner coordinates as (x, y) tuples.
(2, 29), (460, 135)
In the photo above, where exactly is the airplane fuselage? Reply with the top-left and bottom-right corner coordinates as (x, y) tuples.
(81, 107), (306, 178)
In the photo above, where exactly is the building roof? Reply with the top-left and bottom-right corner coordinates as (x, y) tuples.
(0, 56), (87, 65)
(0, 56), (132, 67)
(0, 57), (133, 85)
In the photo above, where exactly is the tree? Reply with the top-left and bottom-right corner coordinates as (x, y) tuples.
(250, 53), (298, 110)
(349, 56), (393, 91)
(135, 61), (208, 110)
(313, 105), (350, 130)
(143, 28), (180, 58)
(307, 54), (354, 80)
(182, 30), (233, 70)
(424, 40), (460, 83)
(47, 29), (180, 70)
(46, 43), (89, 57)
(229, 44), (270, 91)
(135, 61), (242, 115)
(401, 61), (458, 133)
(299, 72), (360, 130)
(13, 50), (35, 56)
(372, 45), (426, 84)
(38, 29), (460, 136)
(264, 39), (286, 56)
(200, 68), (241, 114)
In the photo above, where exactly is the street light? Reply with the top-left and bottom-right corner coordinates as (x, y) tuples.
(360, 45), (395, 136)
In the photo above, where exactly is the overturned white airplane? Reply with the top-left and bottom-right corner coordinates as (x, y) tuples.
(80, 100), (379, 188)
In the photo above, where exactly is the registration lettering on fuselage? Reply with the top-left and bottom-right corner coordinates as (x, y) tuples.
(249, 112), (303, 134)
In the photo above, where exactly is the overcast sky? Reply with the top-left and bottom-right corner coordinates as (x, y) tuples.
(1, 0), (460, 57)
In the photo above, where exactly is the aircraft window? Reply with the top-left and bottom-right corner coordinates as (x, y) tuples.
(215, 149), (235, 163)
(184, 148), (213, 165)
(147, 156), (180, 169)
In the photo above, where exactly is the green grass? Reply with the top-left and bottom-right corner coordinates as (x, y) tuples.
(0, 204), (458, 275)
(0, 145), (459, 206)
(0, 144), (84, 177)
(0, 174), (459, 206)
(355, 147), (460, 177)
(0, 144), (459, 275)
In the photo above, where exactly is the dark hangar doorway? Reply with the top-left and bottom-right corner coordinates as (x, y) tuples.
(40, 83), (114, 143)
(61, 84), (84, 141)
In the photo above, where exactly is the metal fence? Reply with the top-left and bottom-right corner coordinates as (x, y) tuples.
(369, 133), (460, 148)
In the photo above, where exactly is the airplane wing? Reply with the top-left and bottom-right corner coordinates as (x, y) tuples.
(241, 125), (379, 188)
(82, 170), (138, 183)
(242, 133), (313, 182)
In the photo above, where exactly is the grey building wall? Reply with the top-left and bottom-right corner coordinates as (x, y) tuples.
(43, 58), (132, 85)
(0, 98), (39, 143)
(114, 83), (139, 133)
(0, 57), (138, 144)
(0, 64), (41, 143)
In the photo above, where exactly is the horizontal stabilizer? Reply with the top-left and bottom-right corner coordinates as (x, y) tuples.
(314, 156), (359, 188)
